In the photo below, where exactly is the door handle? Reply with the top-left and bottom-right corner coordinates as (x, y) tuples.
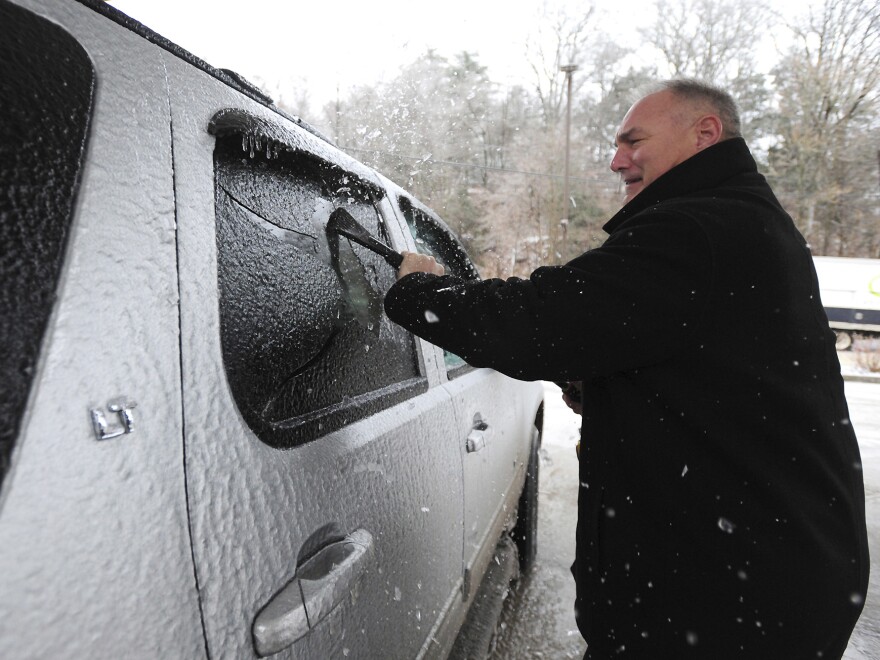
(466, 413), (489, 453)
(252, 529), (374, 657)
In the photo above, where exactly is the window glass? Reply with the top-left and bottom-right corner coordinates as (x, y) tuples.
(214, 135), (423, 447)
(398, 197), (480, 376)
(0, 1), (95, 490)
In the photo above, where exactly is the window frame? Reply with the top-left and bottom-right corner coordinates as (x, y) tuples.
(395, 194), (482, 379)
(210, 113), (428, 448)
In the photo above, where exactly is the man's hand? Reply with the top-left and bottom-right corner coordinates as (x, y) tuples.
(397, 251), (445, 279)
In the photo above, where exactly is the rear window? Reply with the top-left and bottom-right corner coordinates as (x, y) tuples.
(0, 1), (95, 490)
(213, 118), (423, 447)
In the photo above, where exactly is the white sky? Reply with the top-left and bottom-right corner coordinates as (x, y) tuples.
(108, 0), (809, 115)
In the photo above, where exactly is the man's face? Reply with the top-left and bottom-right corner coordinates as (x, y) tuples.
(610, 91), (704, 205)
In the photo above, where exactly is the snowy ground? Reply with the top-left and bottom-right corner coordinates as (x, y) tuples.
(492, 377), (880, 658)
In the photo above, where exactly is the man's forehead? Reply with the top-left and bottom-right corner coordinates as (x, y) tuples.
(615, 91), (684, 141)
(615, 100), (656, 142)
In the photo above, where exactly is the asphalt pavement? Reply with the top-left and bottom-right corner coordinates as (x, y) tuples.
(491, 375), (880, 659)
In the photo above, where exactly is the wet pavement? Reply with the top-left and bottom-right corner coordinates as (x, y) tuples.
(490, 383), (585, 659)
(491, 377), (880, 659)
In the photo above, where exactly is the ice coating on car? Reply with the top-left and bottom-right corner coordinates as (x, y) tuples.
(212, 129), (422, 447)
(210, 108), (286, 160)
(0, 3), (548, 660)
(0, 0), (95, 493)
(208, 107), (381, 189)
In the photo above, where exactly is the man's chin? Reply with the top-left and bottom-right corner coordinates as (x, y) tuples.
(623, 186), (643, 205)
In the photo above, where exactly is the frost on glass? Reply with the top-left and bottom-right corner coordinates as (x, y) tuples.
(213, 136), (422, 447)
(0, 3), (95, 491)
(398, 196), (480, 375)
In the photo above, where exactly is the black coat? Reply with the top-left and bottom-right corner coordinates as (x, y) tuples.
(384, 138), (869, 659)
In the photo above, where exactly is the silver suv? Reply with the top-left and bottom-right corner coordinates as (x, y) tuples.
(0, 1), (544, 658)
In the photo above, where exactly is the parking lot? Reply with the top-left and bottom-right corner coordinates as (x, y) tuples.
(492, 375), (880, 658)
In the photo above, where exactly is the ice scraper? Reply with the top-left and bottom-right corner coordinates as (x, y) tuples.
(326, 207), (404, 269)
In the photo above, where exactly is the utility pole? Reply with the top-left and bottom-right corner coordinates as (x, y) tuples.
(560, 64), (578, 247)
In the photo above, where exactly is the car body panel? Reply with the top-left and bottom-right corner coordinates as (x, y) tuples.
(0, 1), (204, 657)
(444, 369), (529, 597)
(0, 1), (545, 658)
(164, 60), (466, 658)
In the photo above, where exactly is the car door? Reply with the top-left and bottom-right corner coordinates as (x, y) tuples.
(164, 58), (468, 659)
(0, 1), (204, 657)
(391, 195), (533, 598)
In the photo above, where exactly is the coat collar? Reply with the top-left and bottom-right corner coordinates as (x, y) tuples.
(603, 137), (758, 233)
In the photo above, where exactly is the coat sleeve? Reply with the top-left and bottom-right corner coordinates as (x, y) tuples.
(384, 211), (714, 381)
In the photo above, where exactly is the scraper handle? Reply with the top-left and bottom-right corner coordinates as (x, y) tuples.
(327, 208), (404, 268)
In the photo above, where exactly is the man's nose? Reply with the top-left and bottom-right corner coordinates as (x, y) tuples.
(610, 148), (627, 172)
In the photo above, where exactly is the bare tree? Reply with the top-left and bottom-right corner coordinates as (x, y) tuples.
(525, 1), (596, 128)
(313, 0), (880, 273)
(323, 50), (506, 255)
(645, 0), (768, 81)
(768, 0), (880, 256)
(642, 0), (774, 139)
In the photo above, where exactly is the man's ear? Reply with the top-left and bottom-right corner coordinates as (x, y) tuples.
(695, 115), (724, 150)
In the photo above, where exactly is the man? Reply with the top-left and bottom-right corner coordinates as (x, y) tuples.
(384, 80), (868, 658)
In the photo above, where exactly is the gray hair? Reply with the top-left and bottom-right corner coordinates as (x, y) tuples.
(644, 78), (743, 139)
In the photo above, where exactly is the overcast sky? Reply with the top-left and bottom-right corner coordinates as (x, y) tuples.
(108, 0), (808, 114)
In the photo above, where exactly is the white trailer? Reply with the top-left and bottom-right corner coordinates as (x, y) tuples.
(813, 256), (880, 349)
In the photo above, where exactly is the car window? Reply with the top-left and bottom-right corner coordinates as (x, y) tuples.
(212, 115), (423, 448)
(398, 196), (481, 377)
(0, 1), (95, 490)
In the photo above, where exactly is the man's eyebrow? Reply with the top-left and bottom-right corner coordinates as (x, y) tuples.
(614, 128), (640, 147)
